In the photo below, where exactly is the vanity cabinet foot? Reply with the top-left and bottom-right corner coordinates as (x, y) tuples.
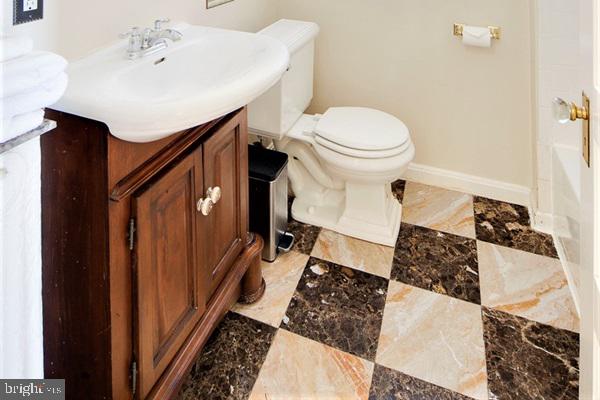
(239, 233), (267, 304)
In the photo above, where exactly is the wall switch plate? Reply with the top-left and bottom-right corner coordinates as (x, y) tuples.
(13, 0), (43, 25)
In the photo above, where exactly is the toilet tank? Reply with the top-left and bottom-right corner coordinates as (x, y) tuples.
(248, 19), (320, 139)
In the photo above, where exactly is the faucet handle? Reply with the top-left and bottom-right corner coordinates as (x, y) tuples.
(119, 26), (140, 39)
(154, 18), (170, 30)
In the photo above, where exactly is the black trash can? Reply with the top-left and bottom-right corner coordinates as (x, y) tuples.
(248, 144), (294, 262)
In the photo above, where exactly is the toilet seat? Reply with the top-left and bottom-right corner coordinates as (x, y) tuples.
(315, 107), (410, 153)
(314, 135), (412, 159)
(285, 109), (412, 159)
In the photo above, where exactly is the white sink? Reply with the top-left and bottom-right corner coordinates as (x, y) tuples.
(53, 23), (290, 142)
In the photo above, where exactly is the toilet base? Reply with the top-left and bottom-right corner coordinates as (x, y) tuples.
(291, 185), (402, 247)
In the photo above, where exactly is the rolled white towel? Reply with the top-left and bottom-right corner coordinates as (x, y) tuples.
(0, 36), (34, 62)
(1, 109), (45, 142)
(0, 72), (68, 120)
(2, 51), (68, 98)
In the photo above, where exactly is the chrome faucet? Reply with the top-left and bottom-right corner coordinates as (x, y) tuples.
(152, 18), (183, 41)
(120, 19), (183, 60)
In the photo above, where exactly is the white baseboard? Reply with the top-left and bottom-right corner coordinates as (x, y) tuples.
(552, 231), (582, 316)
(404, 162), (532, 206)
(531, 210), (554, 234)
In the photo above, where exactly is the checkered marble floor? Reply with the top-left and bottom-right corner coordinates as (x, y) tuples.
(178, 181), (580, 400)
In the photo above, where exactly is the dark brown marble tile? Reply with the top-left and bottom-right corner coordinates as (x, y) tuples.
(482, 307), (579, 400)
(391, 223), (481, 304)
(392, 179), (407, 203)
(178, 313), (277, 400)
(369, 364), (474, 400)
(282, 257), (388, 360)
(287, 219), (321, 255)
(474, 196), (558, 258)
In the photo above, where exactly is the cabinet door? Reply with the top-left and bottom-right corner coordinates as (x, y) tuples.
(132, 148), (209, 399)
(203, 110), (249, 296)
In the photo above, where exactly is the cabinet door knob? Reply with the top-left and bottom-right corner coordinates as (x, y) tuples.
(206, 186), (222, 204)
(196, 198), (214, 216)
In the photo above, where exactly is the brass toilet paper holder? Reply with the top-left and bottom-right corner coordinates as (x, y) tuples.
(453, 23), (501, 40)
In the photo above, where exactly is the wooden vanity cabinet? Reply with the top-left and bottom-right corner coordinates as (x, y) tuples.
(202, 120), (248, 297)
(132, 148), (208, 399)
(41, 108), (264, 400)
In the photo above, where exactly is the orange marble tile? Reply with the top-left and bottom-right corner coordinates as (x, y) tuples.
(478, 241), (579, 333)
(250, 330), (374, 400)
(376, 281), (488, 400)
(233, 251), (309, 327)
(311, 229), (394, 278)
(402, 182), (476, 238)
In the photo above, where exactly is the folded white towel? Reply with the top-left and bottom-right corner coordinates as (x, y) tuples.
(0, 36), (34, 63)
(1, 109), (45, 142)
(0, 73), (68, 120)
(2, 51), (68, 98)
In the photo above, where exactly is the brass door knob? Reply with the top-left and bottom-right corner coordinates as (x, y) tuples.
(553, 93), (591, 167)
(553, 97), (589, 124)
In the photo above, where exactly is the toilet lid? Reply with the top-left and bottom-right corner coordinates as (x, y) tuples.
(315, 107), (410, 151)
(314, 135), (412, 158)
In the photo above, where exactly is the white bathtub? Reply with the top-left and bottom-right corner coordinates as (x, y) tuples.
(552, 144), (581, 312)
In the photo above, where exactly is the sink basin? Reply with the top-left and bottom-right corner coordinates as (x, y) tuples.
(53, 23), (290, 142)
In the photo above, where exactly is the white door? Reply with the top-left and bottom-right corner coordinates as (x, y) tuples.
(579, 0), (600, 396)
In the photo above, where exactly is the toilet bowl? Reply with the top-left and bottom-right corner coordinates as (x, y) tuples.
(248, 20), (415, 246)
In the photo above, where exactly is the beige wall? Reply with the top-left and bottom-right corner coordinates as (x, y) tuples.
(279, 0), (534, 187)
(2, 0), (279, 59)
(2, 0), (534, 188)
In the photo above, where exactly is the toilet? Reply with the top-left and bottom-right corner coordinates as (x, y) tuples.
(248, 19), (415, 246)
